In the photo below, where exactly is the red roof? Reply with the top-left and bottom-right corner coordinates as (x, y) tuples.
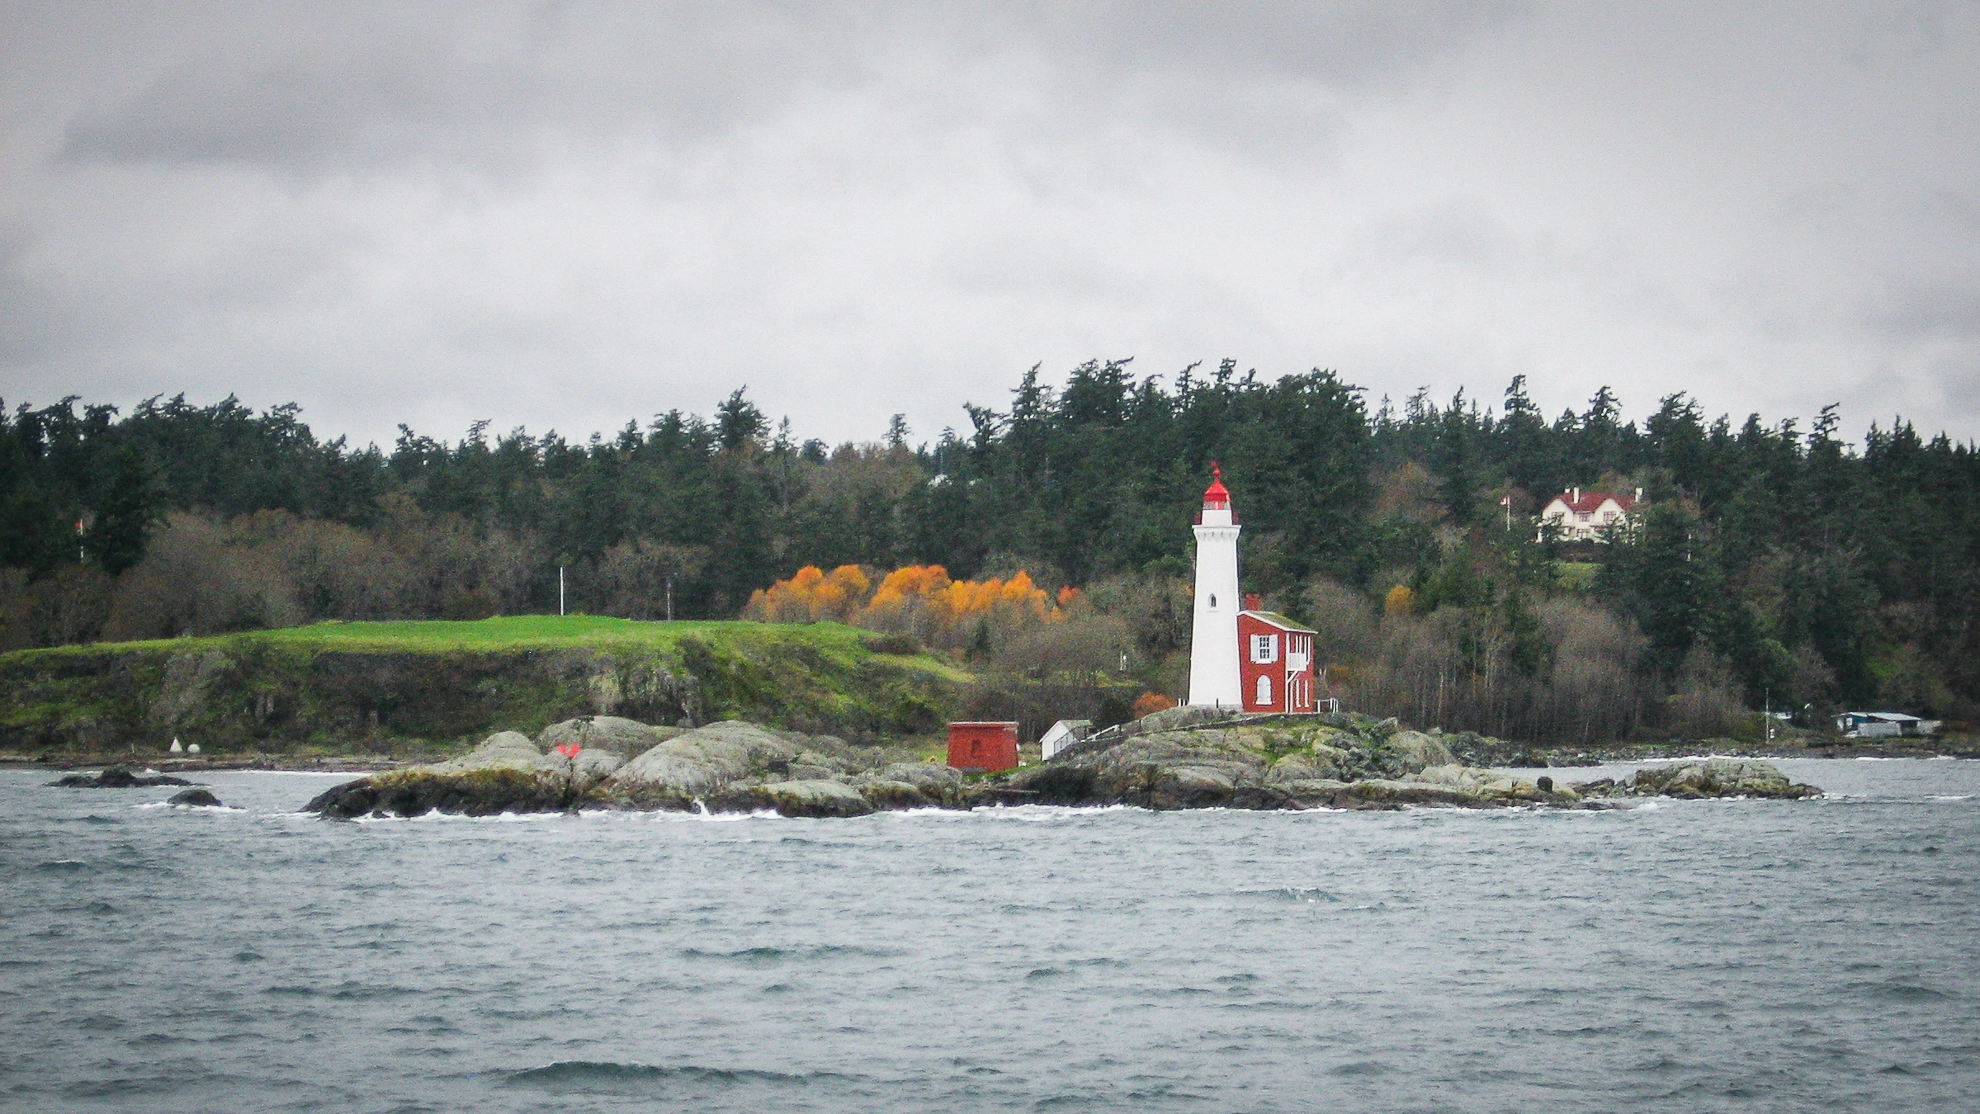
(1240, 609), (1316, 634)
(1552, 490), (1637, 514)
(1202, 463), (1230, 508)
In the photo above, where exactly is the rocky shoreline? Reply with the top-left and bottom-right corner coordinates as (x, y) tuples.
(297, 708), (1823, 820)
(11, 729), (1969, 774)
(1442, 732), (1977, 767)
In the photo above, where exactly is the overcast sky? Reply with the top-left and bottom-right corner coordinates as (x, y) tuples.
(4, 1), (1977, 450)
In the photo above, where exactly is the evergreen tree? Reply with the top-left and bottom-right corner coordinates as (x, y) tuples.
(83, 443), (161, 575)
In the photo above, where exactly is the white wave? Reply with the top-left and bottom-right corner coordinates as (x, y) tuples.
(883, 806), (976, 821)
(649, 808), (784, 823)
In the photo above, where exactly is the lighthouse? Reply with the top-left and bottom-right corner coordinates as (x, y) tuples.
(1187, 465), (1243, 708)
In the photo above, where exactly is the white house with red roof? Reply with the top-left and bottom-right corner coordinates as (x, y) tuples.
(1538, 487), (1641, 541)
(1186, 468), (1318, 713)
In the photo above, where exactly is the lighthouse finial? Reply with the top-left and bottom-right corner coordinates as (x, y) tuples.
(1212, 461), (1221, 481)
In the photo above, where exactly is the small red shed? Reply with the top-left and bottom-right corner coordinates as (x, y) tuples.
(947, 721), (1020, 772)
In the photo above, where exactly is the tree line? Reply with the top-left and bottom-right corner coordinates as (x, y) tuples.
(3, 360), (1975, 741)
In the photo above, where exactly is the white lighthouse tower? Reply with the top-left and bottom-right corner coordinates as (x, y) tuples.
(1187, 465), (1243, 708)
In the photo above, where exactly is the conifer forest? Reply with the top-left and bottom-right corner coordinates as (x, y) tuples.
(4, 359), (1976, 745)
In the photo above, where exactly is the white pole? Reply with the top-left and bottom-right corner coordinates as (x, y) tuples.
(666, 576), (674, 622)
(559, 566), (566, 616)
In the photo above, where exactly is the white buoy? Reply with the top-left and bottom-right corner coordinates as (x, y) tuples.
(169, 738), (183, 753)
(187, 743), (201, 754)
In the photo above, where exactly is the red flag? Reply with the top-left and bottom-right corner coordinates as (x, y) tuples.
(1499, 496), (1511, 506)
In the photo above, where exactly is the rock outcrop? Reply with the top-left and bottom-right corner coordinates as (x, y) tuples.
(853, 762), (962, 808)
(50, 767), (195, 788)
(1575, 758), (1820, 800)
(422, 731), (546, 774)
(603, 721), (799, 808)
(1387, 731), (1459, 773)
(302, 710), (1824, 820)
(749, 779), (875, 818)
(167, 787), (224, 807)
(995, 714), (1574, 810)
(539, 716), (681, 756)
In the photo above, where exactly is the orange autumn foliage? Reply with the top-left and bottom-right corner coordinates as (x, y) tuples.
(746, 562), (1067, 649)
(1132, 692), (1178, 718)
(743, 564), (870, 623)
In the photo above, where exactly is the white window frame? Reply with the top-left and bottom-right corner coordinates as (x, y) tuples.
(1250, 633), (1278, 663)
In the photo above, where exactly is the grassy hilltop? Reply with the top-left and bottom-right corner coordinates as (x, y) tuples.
(0, 616), (972, 760)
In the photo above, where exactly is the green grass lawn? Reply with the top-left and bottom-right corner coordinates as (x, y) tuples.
(1555, 561), (1601, 591)
(6, 615), (973, 681)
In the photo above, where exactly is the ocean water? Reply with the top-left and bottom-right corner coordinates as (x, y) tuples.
(2, 758), (1976, 1113)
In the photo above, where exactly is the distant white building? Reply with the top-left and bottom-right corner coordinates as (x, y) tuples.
(1538, 487), (1640, 541)
(1835, 711), (1939, 739)
(1040, 719), (1093, 760)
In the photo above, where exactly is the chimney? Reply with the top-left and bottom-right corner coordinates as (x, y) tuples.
(1572, 486), (1580, 503)
(1635, 486), (1643, 502)
(1243, 593), (1262, 611)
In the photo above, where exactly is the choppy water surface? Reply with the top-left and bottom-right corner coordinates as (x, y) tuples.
(3, 758), (1977, 1113)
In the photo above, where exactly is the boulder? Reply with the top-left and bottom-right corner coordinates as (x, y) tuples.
(1266, 751), (1343, 786)
(424, 731), (545, 774)
(552, 748), (625, 779)
(1310, 743), (1351, 777)
(1002, 761), (1100, 805)
(858, 780), (932, 809)
(790, 751), (850, 781)
(167, 787), (223, 807)
(1411, 763), (1525, 796)
(306, 767), (566, 819)
(1134, 704), (1238, 733)
(1387, 731), (1459, 773)
(1090, 733), (1269, 806)
(1628, 759), (1819, 799)
(1148, 764), (1240, 809)
(749, 779), (875, 818)
(859, 762), (963, 802)
(1341, 778), (1487, 808)
(606, 720), (798, 805)
(539, 716), (681, 756)
(50, 767), (194, 788)
(1272, 777), (1352, 803)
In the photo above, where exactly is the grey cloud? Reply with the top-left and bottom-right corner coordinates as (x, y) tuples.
(56, 4), (854, 173)
(1872, 275), (1980, 340)
(1346, 198), (1517, 271)
(6, 1), (1980, 447)
(53, 2), (1522, 177)
(1032, 0), (1527, 86)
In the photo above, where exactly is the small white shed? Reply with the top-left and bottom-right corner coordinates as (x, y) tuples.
(1040, 719), (1093, 760)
